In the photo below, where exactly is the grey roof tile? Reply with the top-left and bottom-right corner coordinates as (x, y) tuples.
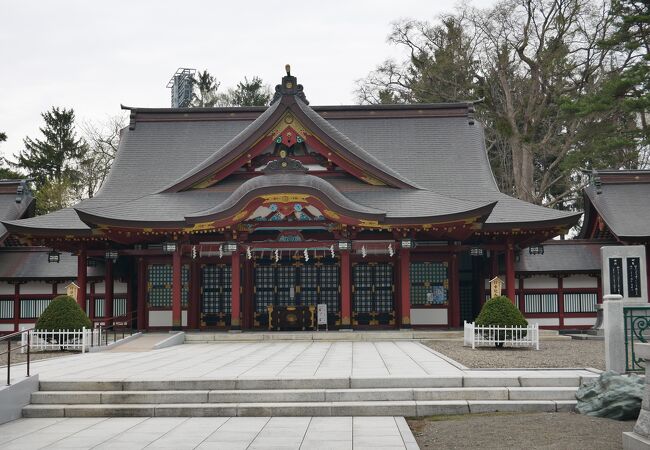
(515, 240), (604, 273)
(585, 182), (650, 238)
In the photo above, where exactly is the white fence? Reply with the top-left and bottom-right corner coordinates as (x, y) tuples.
(463, 321), (539, 350)
(21, 328), (100, 353)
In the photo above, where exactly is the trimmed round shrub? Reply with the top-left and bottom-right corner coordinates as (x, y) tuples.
(475, 296), (528, 347)
(36, 295), (92, 331)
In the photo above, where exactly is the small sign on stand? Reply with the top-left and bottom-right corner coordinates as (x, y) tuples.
(66, 282), (80, 300)
(489, 277), (503, 299)
(317, 303), (328, 331)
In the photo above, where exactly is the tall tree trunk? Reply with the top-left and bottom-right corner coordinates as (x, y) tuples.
(510, 137), (536, 204)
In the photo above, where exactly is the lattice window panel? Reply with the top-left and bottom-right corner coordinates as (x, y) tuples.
(181, 265), (190, 308)
(374, 264), (393, 312)
(410, 262), (448, 306)
(564, 293), (597, 313)
(524, 293), (558, 313)
(202, 265), (221, 314)
(20, 299), (51, 319)
(353, 264), (375, 313)
(148, 264), (172, 308)
(201, 265), (232, 314)
(0, 300), (13, 319)
(113, 298), (128, 316)
(255, 265), (275, 312)
(319, 264), (340, 312)
(275, 265), (296, 307)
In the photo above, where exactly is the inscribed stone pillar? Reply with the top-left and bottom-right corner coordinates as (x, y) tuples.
(603, 294), (625, 373)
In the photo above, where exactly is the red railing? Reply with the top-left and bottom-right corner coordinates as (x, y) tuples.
(0, 327), (34, 386)
(91, 311), (138, 347)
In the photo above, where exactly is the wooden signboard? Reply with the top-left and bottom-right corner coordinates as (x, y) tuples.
(66, 282), (80, 300)
(490, 277), (503, 299)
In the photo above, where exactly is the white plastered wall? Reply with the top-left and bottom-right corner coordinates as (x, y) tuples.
(410, 308), (448, 325)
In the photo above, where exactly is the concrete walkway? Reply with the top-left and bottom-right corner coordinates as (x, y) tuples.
(106, 333), (171, 353)
(0, 416), (418, 449)
(2, 341), (596, 385)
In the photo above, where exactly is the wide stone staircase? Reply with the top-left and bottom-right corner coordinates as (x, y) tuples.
(23, 375), (586, 418)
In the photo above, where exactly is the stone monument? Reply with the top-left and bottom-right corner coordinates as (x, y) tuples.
(601, 245), (648, 304)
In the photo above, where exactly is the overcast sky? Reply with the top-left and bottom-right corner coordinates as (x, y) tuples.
(0, 0), (496, 160)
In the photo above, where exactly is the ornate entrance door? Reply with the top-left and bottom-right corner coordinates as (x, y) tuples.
(253, 258), (340, 328)
(352, 262), (395, 326)
(200, 263), (232, 328)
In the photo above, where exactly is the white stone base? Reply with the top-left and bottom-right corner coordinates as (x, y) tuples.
(623, 431), (650, 449)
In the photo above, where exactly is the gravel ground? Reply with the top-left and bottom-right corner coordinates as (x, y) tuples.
(424, 339), (605, 370)
(0, 350), (76, 366)
(408, 412), (633, 449)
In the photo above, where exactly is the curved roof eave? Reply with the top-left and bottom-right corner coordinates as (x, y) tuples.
(185, 173), (387, 224)
(158, 95), (420, 193)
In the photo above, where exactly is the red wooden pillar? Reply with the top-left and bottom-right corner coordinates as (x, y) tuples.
(518, 277), (525, 311)
(399, 248), (411, 328)
(491, 251), (499, 279)
(13, 283), (20, 332)
(77, 245), (87, 312)
(450, 253), (461, 327)
(596, 275), (603, 304)
(88, 282), (96, 320)
(172, 246), (182, 329)
(340, 250), (352, 328)
(231, 248), (241, 330)
(104, 259), (113, 319)
(189, 259), (200, 329)
(137, 257), (147, 330)
(505, 242), (516, 302)
(242, 259), (254, 329)
(558, 275), (565, 328)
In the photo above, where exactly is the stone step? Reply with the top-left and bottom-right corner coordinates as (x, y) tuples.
(38, 373), (596, 391)
(23, 399), (577, 418)
(31, 387), (577, 405)
(183, 330), (565, 343)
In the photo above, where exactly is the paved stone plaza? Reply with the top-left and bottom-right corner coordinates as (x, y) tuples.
(0, 416), (417, 449)
(2, 341), (595, 384)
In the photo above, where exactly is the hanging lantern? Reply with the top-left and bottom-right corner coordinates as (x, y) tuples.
(246, 246), (252, 260)
(361, 245), (367, 258)
(388, 243), (394, 257)
(330, 244), (335, 258)
(304, 248), (309, 262)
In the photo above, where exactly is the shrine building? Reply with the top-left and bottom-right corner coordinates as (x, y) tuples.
(2, 68), (584, 331)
